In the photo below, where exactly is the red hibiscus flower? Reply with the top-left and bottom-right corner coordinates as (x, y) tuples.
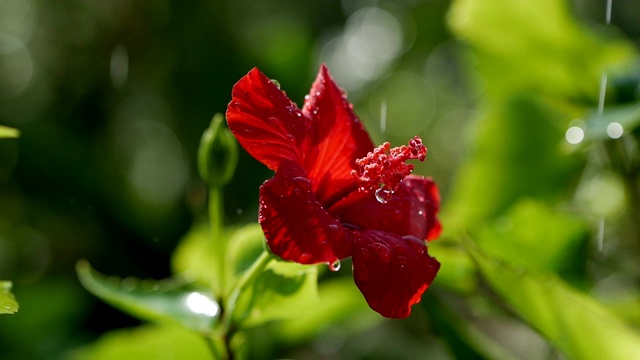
(226, 65), (441, 318)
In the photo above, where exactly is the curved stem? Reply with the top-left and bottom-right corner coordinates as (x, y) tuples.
(209, 185), (226, 294)
(222, 250), (273, 333)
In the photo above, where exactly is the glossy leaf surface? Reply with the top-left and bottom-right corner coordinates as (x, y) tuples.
(77, 261), (218, 333)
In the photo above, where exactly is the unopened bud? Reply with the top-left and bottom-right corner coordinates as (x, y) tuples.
(198, 113), (238, 186)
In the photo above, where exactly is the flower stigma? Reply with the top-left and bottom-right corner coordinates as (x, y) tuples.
(353, 136), (427, 203)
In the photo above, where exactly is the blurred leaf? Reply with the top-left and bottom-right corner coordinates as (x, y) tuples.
(224, 223), (265, 286)
(476, 199), (589, 277)
(0, 281), (18, 314)
(449, 0), (633, 99)
(470, 248), (640, 359)
(425, 292), (519, 360)
(171, 222), (265, 298)
(234, 260), (319, 328)
(171, 222), (222, 294)
(0, 126), (20, 138)
(443, 95), (584, 232)
(444, 0), (635, 233)
(429, 242), (477, 294)
(273, 278), (381, 343)
(583, 101), (640, 142)
(70, 325), (213, 360)
(77, 260), (218, 333)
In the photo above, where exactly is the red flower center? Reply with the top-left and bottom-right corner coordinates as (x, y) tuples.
(352, 136), (427, 203)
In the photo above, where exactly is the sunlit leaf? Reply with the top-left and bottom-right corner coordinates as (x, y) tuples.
(429, 242), (477, 294)
(0, 126), (20, 138)
(444, 0), (635, 233)
(171, 223), (222, 295)
(273, 278), (380, 343)
(69, 325), (214, 360)
(77, 260), (218, 333)
(224, 223), (266, 286)
(442, 96), (584, 232)
(0, 281), (19, 314)
(476, 199), (589, 277)
(449, 0), (633, 99)
(171, 222), (265, 297)
(234, 260), (319, 328)
(470, 248), (640, 359)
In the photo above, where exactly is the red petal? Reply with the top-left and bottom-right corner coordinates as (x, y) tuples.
(301, 65), (375, 206)
(226, 68), (310, 171)
(352, 229), (440, 318)
(329, 175), (442, 241)
(259, 161), (353, 265)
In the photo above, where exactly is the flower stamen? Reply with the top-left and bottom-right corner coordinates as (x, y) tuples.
(353, 136), (427, 203)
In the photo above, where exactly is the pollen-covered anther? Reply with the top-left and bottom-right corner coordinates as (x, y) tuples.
(353, 136), (427, 197)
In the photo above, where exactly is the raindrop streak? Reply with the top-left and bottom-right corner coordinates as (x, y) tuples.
(329, 259), (341, 272)
(598, 73), (607, 116)
(597, 0), (612, 254)
(380, 100), (387, 134)
(598, 217), (605, 252)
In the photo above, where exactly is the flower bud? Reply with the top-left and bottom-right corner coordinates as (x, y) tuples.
(198, 113), (238, 186)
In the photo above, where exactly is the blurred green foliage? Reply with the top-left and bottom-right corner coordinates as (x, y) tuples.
(2, 0), (640, 359)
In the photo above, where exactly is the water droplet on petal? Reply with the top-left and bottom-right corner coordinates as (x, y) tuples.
(372, 243), (391, 263)
(403, 235), (426, 254)
(328, 223), (339, 231)
(329, 259), (341, 272)
(300, 253), (312, 263)
(270, 79), (281, 89)
(375, 186), (393, 204)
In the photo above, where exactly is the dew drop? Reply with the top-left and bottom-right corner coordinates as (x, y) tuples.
(375, 186), (393, 204)
(300, 253), (312, 263)
(292, 176), (312, 191)
(285, 134), (296, 143)
(328, 223), (339, 231)
(270, 79), (281, 89)
(403, 235), (426, 254)
(329, 259), (341, 272)
(267, 117), (279, 126)
(372, 243), (391, 263)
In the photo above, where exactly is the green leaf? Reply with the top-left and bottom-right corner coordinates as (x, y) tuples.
(0, 281), (19, 314)
(273, 278), (381, 343)
(429, 242), (477, 294)
(171, 222), (223, 294)
(223, 223), (266, 287)
(171, 222), (265, 297)
(470, 248), (640, 359)
(76, 260), (219, 333)
(444, 0), (635, 233)
(234, 260), (319, 328)
(442, 95), (584, 232)
(475, 199), (589, 277)
(449, 0), (633, 99)
(0, 126), (20, 138)
(69, 325), (214, 360)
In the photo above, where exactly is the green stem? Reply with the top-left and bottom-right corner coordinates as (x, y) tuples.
(222, 250), (273, 333)
(203, 335), (224, 360)
(209, 185), (225, 294)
